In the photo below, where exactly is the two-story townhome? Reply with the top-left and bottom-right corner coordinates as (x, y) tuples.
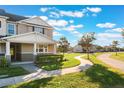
(0, 9), (56, 63)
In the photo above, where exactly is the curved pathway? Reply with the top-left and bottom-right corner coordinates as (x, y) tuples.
(97, 53), (124, 72)
(0, 55), (93, 87)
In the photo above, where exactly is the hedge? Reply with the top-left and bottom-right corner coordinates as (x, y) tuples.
(36, 54), (64, 64)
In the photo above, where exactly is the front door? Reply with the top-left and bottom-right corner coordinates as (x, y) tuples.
(10, 45), (16, 61)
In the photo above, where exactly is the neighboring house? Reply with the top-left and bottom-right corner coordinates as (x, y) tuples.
(73, 44), (97, 53)
(73, 45), (83, 53)
(0, 9), (56, 63)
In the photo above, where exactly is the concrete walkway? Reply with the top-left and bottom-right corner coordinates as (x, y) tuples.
(97, 53), (124, 72)
(13, 63), (41, 73)
(0, 55), (93, 87)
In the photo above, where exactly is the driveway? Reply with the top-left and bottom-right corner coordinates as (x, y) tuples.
(97, 53), (124, 72)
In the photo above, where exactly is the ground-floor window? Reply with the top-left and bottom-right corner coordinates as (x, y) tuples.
(36, 44), (48, 53)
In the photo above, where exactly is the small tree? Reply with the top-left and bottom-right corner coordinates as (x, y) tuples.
(78, 32), (96, 59)
(58, 37), (70, 56)
(112, 40), (119, 56)
(121, 28), (124, 38)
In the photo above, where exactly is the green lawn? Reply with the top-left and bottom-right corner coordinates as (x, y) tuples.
(8, 53), (124, 88)
(0, 66), (29, 79)
(37, 53), (82, 71)
(110, 52), (124, 62)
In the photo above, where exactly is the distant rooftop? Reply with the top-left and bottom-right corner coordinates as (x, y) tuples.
(0, 9), (28, 21)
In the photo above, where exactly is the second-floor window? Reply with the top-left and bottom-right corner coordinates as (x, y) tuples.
(7, 23), (16, 35)
(33, 26), (44, 34)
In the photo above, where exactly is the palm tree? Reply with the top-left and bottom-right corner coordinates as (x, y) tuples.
(112, 40), (119, 56)
(78, 32), (96, 59)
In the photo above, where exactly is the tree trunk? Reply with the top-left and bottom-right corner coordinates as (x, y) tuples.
(63, 50), (65, 57)
(115, 48), (118, 56)
(116, 52), (117, 56)
(87, 47), (90, 59)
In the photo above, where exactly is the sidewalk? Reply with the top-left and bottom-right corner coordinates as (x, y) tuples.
(0, 55), (93, 87)
(97, 53), (124, 72)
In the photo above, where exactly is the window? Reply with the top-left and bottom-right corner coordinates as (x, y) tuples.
(0, 21), (1, 28)
(7, 23), (16, 35)
(44, 45), (48, 52)
(36, 45), (48, 53)
(39, 45), (44, 52)
(33, 26), (44, 34)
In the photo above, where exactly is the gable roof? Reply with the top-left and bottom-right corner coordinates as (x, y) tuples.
(18, 16), (53, 28)
(1, 32), (56, 44)
(0, 9), (28, 21)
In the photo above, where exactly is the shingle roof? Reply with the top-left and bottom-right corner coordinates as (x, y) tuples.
(0, 9), (28, 21)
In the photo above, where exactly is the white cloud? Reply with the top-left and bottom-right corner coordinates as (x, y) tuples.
(87, 7), (102, 13)
(96, 22), (116, 28)
(40, 16), (48, 21)
(69, 20), (74, 24)
(92, 14), (97, 17)
(63, 24), (84, 31)
(53, 31), (62, 36)
(60, 10), (84, 18)
(40, 7), (58, 12)
(95, 33), (123, 46)
(71, 31), (82, 38)
(112, 28), (123, 32)
(97, 33), (122, 38)
(40, 8), (49, 12)
(49, 12), (60, 18)
(47, 19), (68, 27)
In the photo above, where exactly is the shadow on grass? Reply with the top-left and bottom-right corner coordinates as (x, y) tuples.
(85, 64), (124, 88)
(12, 77), (53, 88)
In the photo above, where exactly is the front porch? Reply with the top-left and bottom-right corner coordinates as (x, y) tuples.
(1, 32), (57, 63)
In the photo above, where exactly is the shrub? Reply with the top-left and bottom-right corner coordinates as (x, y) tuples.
(0, 57), (8, 68)
(36, 54), (64, 64)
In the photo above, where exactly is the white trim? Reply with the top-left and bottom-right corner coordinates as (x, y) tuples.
(0, 15), (9, 19)
(5, 41), (10, 55)
(1, 32), (56, 44)
(18, 16), (54, 29)
(33, 43), (37, 55)
(53, 44), (57, 54)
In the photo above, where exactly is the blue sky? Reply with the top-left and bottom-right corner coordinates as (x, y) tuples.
(0, 5), (124, 47)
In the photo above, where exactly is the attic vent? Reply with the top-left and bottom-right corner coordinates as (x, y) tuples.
(0, 9), (5, 14)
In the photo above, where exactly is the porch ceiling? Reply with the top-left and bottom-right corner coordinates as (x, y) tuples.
(1, 32), (56, 44)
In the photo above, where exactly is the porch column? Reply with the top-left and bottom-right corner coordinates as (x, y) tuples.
(5, 41), (11, 63)
(53, 44), (57, 54)
(33, 43), (37, 62)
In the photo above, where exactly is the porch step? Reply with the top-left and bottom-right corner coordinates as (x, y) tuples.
(18, 64), (41, 73)
(11, 61), (33, 65)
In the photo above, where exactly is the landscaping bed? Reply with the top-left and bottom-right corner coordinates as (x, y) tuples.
(110, 52), (124, 62)
(35, 53), (82, 71)
(7, 53), (124, 88)
(0, 66), (29, 79)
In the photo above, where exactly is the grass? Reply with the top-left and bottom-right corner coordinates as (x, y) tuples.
(37, 53), (82, 71)
(110, 52), (124, 62)
(0, 66), (29, 79)
(7, 53), (124, 88)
